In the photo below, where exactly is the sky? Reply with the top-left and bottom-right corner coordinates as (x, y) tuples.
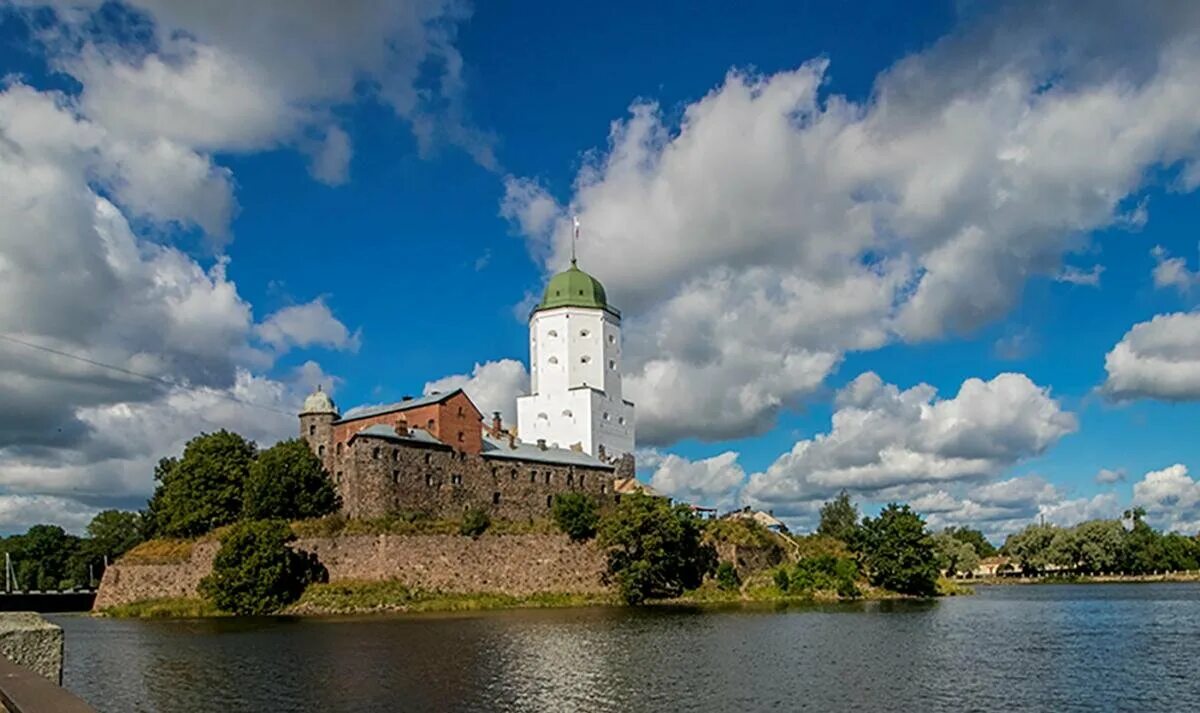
(2, 0), (1200, 541)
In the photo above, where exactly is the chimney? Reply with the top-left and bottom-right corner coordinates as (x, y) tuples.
(507, 432), (516, 449)
(395, 419), (409, 436)
(597, 444), (607, 460)
(537, 438), (547, 451)
(492, 411), (502, 433)
(401, 395), (413, 402)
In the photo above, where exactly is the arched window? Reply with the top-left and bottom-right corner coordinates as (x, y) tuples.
(546, 495), (553, 508)
(309, 424), (316, 436)
(318, 445), (325, 457)
(579, 474), (586, 487)
(544, 472), (551, 484)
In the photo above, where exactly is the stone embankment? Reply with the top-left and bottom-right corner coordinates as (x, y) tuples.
(95, 533), (608, 611)
(0, 612), (97, 712)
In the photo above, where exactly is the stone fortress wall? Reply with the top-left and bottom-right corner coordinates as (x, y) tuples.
(94, 534), (608, 610)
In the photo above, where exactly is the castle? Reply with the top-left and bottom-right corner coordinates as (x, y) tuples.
(300, 260), (639, 520)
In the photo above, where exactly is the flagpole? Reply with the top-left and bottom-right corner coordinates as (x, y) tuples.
(571, 216), (579, 266)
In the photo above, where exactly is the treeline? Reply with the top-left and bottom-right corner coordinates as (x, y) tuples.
(0, 511), (141, 591)
(1002, 508), (1200, 575)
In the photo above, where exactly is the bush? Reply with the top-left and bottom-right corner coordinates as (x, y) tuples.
(773, 567), (791, 592)
(460, 508), (491, 538)
(199, 520), (325, 615)
(552, 492), (600, 541)
(146, 431), (256, 538)
(243, 439), (339, 521)
(715, 562), (741, 591)
(788, 553), (860, 597)
(597, 493), (717, 604)
(852, 504), (938, 597)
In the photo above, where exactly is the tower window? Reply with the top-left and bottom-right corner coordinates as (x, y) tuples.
(562, 409), (573, 418)
(618, 417), (626, 425)
(493, 492), (501, 505)
(545, 472), (551, 485)
(392, 470), (400, 485)
(457, 406), (464, 416)
(451, 474), (463, 485)
(548, 356), (558, 364)
(581, 355), (591, 364)
(603, 412), (610, 421)
(609, 360), (616, 370)
(579, 474), (585, 487)
(426, 474), (434, 486)
(372, 447), (381, 459)
(608, 334), (616, 344)
(458, 431), (465, 443)
(318, 445), (325, 457)
(530, 472), (537, 483)
(309, 425), (316, 436)
(335, 471), (343, 483)
(336, 443), (343, 456)
(567, 474), (574, 486)
(580, 329), (590, 337)
(548, 329), (558, 337)
(424, 453), (432, 464)
(547, 495), (553, 508)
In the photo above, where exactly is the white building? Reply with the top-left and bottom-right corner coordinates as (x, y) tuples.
(516, 260), (635, 460)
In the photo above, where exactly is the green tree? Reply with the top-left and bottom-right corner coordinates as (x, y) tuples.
(1071, 520), (1127, 573)
(852, 504), (939, 596)
(552, 492), (600, 541)
(943, 526), (998, 558)
(817, 490), (860, 543)
(199, 520), (323, 615)
(1003, 523), (1058, 573)
(8, 525), (83, 590)
(149, 431), (257, 538)
(86, 510), (143, 562)
(597, 493), (716, 604)
(932, 531), (980, 577)
(460, 508), (491, 538)
(715, 562), (741, 591)
(243, 439), (339, 521)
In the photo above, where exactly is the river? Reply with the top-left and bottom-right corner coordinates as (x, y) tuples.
(49, 583), (1200, 712)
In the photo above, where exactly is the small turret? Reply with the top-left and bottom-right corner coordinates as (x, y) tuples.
(299, 385), (338, 468)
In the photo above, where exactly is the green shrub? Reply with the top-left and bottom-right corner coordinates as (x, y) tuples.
(598, 493), (717, 604)
(552, 492), (600, 541)
(199, 520), (325, 615)
(773, 567), (791, 592)
(852, 503), (939, 597)
(716, 562), (741, 591)
(787, 553), (860, 598)
(460, 508), (491, 538)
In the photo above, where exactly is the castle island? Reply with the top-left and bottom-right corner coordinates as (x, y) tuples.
(298, 259), (639, 521)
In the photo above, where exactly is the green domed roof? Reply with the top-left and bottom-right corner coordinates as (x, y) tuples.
(535, 261), (620, 317)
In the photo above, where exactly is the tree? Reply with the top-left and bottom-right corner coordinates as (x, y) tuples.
(852, 504), (939, 596)
(552, 492), (600, 541)
(1003, 523), (1058, 573)
(199, 520), (323, 615)
(943, 526), (998, 559)
(597, 493), (716, 604)
(817, 490), (860, 543)
(8, 525), (83, 590)
(243, 439), (339, 521)
(1071, 520), (1127, 573)
(933, 531), (980, 577)
(86, 510), (143, 562)
(148, 431), (257, 538)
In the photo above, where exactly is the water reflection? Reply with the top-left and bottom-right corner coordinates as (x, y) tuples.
(53, 584), (1200, 713)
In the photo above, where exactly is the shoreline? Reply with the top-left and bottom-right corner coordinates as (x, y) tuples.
(962, 571), (1200, 586)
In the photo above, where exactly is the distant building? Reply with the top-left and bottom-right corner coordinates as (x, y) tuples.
(297, 262), (640, 521)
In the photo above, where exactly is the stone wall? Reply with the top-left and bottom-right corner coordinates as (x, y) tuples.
(339, 436), (616, 521)
(0, 613), (63, 683)
(95, 533), (607, 610)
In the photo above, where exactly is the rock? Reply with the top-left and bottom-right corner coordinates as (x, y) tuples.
(0, 612), (64, 683)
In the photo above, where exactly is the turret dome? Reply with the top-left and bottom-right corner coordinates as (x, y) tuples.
(301, 386), (338, 415)
(535, 261), (620, 317)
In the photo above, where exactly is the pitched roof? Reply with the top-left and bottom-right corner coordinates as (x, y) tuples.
(480, 432), (614, 469)
(349, 423), (450, 448)
(613, 477), (663, 497)
(337, 388), (476, 423)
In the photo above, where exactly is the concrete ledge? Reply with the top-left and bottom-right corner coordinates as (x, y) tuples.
(0, 614), (62, 684)
(0, 655), (96, 713)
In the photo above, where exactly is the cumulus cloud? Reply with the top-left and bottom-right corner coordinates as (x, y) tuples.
(1132, 464), (1200, 533)
(423, 360), (529, 425)
(1151, 245), (1199, 294)
(743, 372), (1076, 514)
(502, 2), (1200, 445)
(306, 125), (354, 186)
(1101, 312), (1200, 401)
(649, 452), (746, 509)
(1096, 468), (1126, 485)
(255, 298), (360, 353)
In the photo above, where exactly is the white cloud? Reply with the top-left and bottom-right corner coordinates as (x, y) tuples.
(649, 452), (745, 509)
(0, 495), (100, 535)
(306, 125), (353, 186)
(255, 298), (360, 353)
(1055, 264), (1105, 287)
(423, 360), (529, 425)
(1151, 245), (1199, 294)
(1096, 468), (1126, 485)
(502, 4), (1200, 444)
(1132, 464), (1200, 533)
(743, 372), (1076, 512)
(1101, 312), (1200, 401)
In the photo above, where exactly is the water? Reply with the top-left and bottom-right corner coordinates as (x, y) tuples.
(50, 583), (1200, 712)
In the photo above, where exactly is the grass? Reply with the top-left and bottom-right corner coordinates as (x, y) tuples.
(288, 580), (613, 615)
(936, 577), (975, 596)
(290, 513), (559, 539)
(99, 597), (222, 618)
(120, 538), (196, 564)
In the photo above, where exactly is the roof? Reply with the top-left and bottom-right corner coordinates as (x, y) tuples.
(337, 388), (476, 423)
(349, 423), (450, 448)
(535, 262), (620, 317)
(300, 387), (337, 415)
(613, 477), (663, 497)
(726, 509), (786, 529)
(480, 432), (614, 469)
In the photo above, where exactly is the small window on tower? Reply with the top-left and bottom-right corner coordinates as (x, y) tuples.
(603, 412), (610, 421)
(336, 443), (343, 456)
(618, 417), (626, 425)
(562, 409), (573, 418)
(608, 334), (616, 344)
(309, 425), (316, 436)
(318, 445), (325, 457)
(493, 492), (501, 505)
(581, 355), (591, 364)
(548, 356), (558, 365)
(609, 360), (616, 370)
(580, 329), (590, 337)
(548, 329), (558, 337)
(426, 474), (434, 487)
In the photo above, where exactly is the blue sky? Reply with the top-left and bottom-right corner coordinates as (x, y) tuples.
(2, 1), (1200, 539)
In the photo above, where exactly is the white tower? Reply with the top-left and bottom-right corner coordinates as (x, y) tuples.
(517, 259), (635, 460)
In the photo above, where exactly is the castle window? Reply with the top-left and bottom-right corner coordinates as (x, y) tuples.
(425, 453), (432, 464)
(567, 474), (574, 486)
(580, 329), (590, 337)
(530, 472), (537, 483)
(336, 443), (343, 456)
(544, 472), (551, 485)
(548, 356), (558, 365)
(493, 492), (501, 505)
(579, 474), (585, 487)
(609, 360), (616, 370)
(372, 447), (381, 459)
(562, 409), (573, 418)
(392, 470), (400, 485)
(393, 449), (399, 461)
(335, 471), (343, 484)
(451, 474), (463, 485)
(548, 329), (558, 337)
(318, 445), (325, 457)
(309, 425), (316, 436)
(580, 355), (591, 364)
(426, 474), (434, 487)
(457, 431), (465, 443)
(608, 334), (616, 344)
(546, 495), (553, 509)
